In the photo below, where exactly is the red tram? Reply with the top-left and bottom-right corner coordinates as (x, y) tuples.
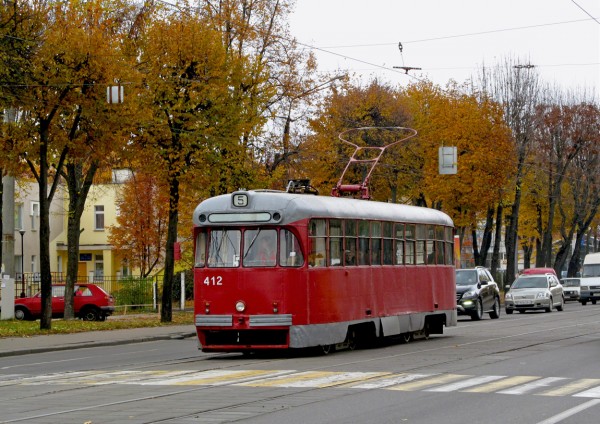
(192, 188), (457, 353)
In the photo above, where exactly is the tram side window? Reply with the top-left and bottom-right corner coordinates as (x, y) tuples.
(371, 221), (382, 265)
(344, 220), (357, 266)
(394, 224), (406, 265)
(329, 220), (343, 266)
(243, 229), (277, 267)
(426, 225), (436, 265)
(208, 229), (241, 268)
(309, 219), (327, 267)
(445, 227), (454, 265)
(358, 221), (370, 265)
(195, 231), (206, 267)
(280, 229), (304, 267)
(383, 222), (394, 265)
(435, 225), (445, 264)
(405, 224), (416, 265)
(416, 224), (426, 265)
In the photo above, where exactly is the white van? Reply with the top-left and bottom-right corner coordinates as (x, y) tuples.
(579, 252), (600, 305)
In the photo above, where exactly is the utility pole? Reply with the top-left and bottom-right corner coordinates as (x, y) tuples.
(1, 108), (16, 278)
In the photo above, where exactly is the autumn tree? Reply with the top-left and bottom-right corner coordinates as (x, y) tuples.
(479, 58), (542, 284)
(402, 80), (513, 269)
(108, 172), (169, 278)
(134, 2), (263, 322)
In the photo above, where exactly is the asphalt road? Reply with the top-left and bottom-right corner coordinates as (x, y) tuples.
(1, 301), (600, 424)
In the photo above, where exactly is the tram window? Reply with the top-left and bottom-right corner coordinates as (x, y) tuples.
(405, 223), (415, 239)
(358, 237), (370, 265)
(309, 219), (326, 267)
(395, 240), (404, 265)
(195, 231), (207, 267)
(208, 229), (241, 268)
(445, 241), (454, 265)
(436, 225), (445, 241)
(243, 229), (277, 267)
(345, 237), (357, 266)
(280, 229), (304, 267)
(416, 225), (426, 265)
(405, 241), (415, 265)
(436, 241), (445, 264)
(383, 222), (393, 265)
(426, 240), (435, 265)
(369, 222), (380, 265)
(345, 220), (357, 237)
(445, 226), (454, 242)
(343, 220), (357, 266)
(329, 220), (343, 266)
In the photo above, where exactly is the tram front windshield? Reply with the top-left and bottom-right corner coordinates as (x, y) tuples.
(196, 228), (304, 268)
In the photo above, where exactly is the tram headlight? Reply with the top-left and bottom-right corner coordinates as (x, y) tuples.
(235, 301), (246, 312)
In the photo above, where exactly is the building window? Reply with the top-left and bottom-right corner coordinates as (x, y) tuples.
(15, 203), (23, 230)
(94, 254), (104, 281)
(94, 205), (105, 230)
(30, 201), (39, 231)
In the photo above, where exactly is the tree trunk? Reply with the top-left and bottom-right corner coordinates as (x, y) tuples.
(491, 203), (503, 276)
(161, 173), (179, 323)
(39, 126), (52, 330)
(63, 161), (98, 319)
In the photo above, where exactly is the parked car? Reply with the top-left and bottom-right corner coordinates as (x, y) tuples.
(505, 273), (564, 314)
(14, 283), (115, 321)
(579, 252), (600, 305)
(560, 278), (581, 302)
(455, 266), (501, 320)
(520, 267), (558, 276)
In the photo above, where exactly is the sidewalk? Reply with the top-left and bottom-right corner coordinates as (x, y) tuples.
(0, 322), (197, 358)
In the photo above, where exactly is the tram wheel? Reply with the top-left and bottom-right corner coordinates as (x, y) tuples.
(347, 330), (357, 350)
(320, 344), (333, 355)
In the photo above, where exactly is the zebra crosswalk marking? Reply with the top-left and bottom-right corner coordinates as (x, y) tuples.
(347, 373), (431, 389)
(574, 385), (600, 398)
(6, 370), (600, 399)
(462, 375), (540, 393)
(387, 373), (467, 391)
(498, 377), (568, 395)
(167, 370), (290, 386)
(238, 371), (387, 388)
(426, 375), (505, 392)
(540, 379), (600, 397)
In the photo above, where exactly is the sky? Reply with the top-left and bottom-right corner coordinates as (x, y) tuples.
(289, 0), (600, 96)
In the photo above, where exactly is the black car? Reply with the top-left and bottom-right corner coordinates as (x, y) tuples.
(456, 267), (501, 320)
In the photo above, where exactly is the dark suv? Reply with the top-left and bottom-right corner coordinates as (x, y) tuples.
(455, 267), (501, 320)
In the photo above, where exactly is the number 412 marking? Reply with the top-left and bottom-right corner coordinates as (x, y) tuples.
(203, 276), (223, 286)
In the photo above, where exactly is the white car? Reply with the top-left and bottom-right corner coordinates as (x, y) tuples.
(560, 278), (580, 302)
(505, 273), (564, 314)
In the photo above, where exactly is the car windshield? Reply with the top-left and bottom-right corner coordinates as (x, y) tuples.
(512, 276), (548, 289)
(561, 279), (579, 287)
(455, 270), (478, 286)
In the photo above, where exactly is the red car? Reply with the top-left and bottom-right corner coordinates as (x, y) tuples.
(14, 284), (115, 321)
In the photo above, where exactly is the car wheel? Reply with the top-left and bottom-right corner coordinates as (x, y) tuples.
(505, 308), (513, 315)
(81, 307), (100, 321)
(581, 300), (587, 306)
(545, 298), (553, 313)
(489, 297), (501, 319)
(556, 296), (564, 312)
(593, 300), (597, 305)
(14, 306), (31, 321)
(471, 298), (484, 321)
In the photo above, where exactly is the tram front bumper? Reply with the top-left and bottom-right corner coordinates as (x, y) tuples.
(195, 314), (292, 351)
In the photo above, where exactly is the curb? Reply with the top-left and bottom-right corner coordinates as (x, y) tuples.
(0, 331), (197, 358)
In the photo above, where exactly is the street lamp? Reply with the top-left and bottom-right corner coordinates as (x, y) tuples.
(19, 229), (25, 297)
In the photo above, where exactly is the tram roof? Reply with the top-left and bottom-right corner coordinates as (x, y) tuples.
(193, 190), (453, 227)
